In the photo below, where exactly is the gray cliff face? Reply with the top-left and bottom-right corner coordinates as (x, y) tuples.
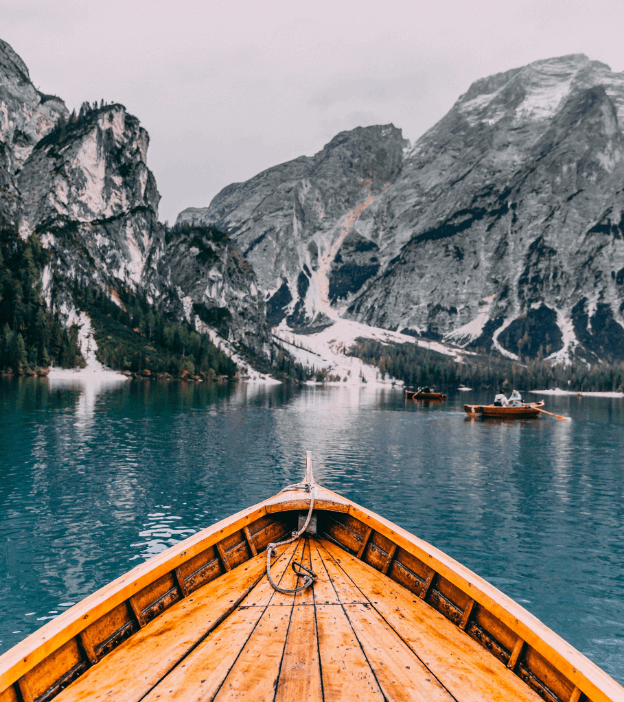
(0, 39), (67, 169)
(350, 56), (624, 362)
(178, 125), (408, 331)
(180, 54), (624, 362)
(0, 39), (67, 229)
(17, 104), (163, 300)
(0, 38), (268, 353)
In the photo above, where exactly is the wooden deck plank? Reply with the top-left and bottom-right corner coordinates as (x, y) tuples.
(213, 605), (293, 700)
(315, 604), (384, 702)
(343, 602), (455, 702)
(0, 503), (273, 695)
(140, 606), (265, 701)
(293, 537), (315, 607)
(309, 538), (340, 605)
(316, 540), (368, 604)
(143, 539), (310, 702)
(322, 539), (542, 702)
(54, 548), (288, 702)
(275, 605), (323, 702)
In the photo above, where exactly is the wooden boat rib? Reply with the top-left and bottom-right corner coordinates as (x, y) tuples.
(0, 454), (621, 702)
(465, 401), (545, 418)
(406, 389), (447, 400)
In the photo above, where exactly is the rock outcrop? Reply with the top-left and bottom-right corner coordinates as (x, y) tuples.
(180, 54), (624, 363)
(18, 104), (162, 295)
(0, 38), (67, 229)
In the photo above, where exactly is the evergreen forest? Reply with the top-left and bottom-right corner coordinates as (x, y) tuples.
(0, 222), (237, 379)
(0, 226), (83, 374)
(350, 338), (624, 393)
(72, 285), (237, 379)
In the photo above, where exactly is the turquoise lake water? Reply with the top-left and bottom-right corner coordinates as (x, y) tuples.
(1, 377), (624, 682)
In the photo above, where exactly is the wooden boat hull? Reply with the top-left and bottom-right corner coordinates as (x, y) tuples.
(464, 401), (544, 418)
(0, 463), (621, 702)
(406, 390), (447, 400)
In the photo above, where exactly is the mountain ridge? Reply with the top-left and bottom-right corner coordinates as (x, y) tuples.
(180, 53), (624, 365)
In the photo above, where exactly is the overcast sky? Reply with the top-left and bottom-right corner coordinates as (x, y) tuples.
(3, 0), (623, 223)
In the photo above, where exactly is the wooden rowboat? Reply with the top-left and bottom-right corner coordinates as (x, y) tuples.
(406, 389), (447, 400)
(464, 401), (545, 418)
(1, 453), (621, 702)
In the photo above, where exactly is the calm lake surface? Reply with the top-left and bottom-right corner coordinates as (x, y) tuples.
(1, 377), (624, 681)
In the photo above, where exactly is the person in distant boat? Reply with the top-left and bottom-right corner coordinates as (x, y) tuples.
(423, 386), (433, 393)
(509, 389), (522, 406)
(493, 391), (508, 406)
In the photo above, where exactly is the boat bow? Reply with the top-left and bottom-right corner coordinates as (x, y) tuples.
(0, 454), (621, 702)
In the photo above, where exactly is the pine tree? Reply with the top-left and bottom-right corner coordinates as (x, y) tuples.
(0, 323), (13, 368)
(11, 332), (27, 372)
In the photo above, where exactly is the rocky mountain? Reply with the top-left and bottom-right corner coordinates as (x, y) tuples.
(180, 55), (624, 364)
(179, 125), (409, 333)
(0, 38), (67, 230)
(0, 38), (270, 359)
(144, 223), (269, 354)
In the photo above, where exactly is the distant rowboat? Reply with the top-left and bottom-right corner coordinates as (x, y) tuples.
(464, 401), (545, 418)
(406, 389), (447, 400)
(0, 452), (619, 702)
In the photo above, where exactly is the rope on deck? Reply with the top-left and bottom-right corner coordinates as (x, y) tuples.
(266, 453), (317, 595)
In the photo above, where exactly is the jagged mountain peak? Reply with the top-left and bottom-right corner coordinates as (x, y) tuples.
(177, 123), (409, 330)
(448, 53), (624, 135)
(18, 101), (158, 241)
(0, 38), (67, 174)
(349, 55), (624, 362)
(0, 35), (272, 368)
(0, 38), (31, 85)
(321, 123), (405, 151)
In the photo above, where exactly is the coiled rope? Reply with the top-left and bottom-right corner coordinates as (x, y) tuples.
(266, 453), (317, 595)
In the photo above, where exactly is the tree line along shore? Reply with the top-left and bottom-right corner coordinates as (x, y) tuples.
(2, 225), (624, 391)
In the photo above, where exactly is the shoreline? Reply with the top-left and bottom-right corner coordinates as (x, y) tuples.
(17, 371), (624, 396)
(530, 389), (624, 398)
(47, 367), (129, 382)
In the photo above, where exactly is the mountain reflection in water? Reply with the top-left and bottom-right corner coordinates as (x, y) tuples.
(1, 378), (623, 681)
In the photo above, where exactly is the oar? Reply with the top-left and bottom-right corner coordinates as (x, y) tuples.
(527, 404), (570, 421)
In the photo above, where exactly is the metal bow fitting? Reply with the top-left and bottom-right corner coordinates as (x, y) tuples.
(266, 452), (317, 595)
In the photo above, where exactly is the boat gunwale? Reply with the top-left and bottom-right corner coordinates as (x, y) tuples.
(0, 486), (621, 702)
(345, 496), (622, 702)
(0, 500), (269, 694)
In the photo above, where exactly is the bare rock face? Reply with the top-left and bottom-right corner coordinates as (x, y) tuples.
(350, 56), (624, 362)
(0, 39), (67, 229)
(18, 104), (162, 293)
(0, 139), (19, 229)
(178, 125), (408, 330)
(180, 54), (624, 362)
(0, 39), (67, 169)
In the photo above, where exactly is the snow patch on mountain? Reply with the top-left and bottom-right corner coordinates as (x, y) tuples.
(545, 310), (578, 365)
(445, 294), (495, 346)
(48, 311), (128, 381)
(491, 318), (519, 360)
(274, 317), (461, 386)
